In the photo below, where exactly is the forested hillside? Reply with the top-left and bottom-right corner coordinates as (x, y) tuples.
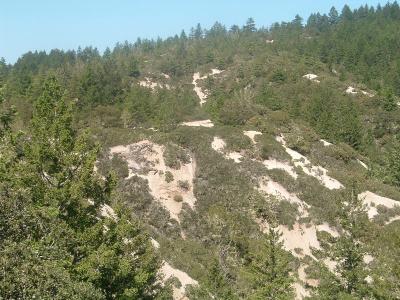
(1, 3), (400, 300)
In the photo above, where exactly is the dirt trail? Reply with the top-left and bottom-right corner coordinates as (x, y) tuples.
(161, 261), (198, 300)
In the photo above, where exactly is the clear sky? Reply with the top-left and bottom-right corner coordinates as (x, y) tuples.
(1, 0), (382, 64)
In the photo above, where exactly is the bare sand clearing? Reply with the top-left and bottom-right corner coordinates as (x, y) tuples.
(161, 261), (198, 300)
(266, 39), (274, 44)
(320, 139), (333, 146)
(346, 86), (358, 95)
(262, 159), (298, 179)
(151, 238), (160, 249)
(258, 178), (309, 217)
(211, 136), (243, 163)
(358, 191), (400, 219)
(192, 69), (224, 106)
(316, 223), (340, 238)
(139, 77), (170, 90)
(181, 120), (214, 128)
(303, 74), (320, 83)
(243, 130), (262, 144)
(110, 141), (197, 221)
(211, 136), (226, 152)
(276, 136), (344, 190)
(100, 204), (117, 220)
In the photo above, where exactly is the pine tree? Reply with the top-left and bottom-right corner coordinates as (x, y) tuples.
(0, 77), (167, 299)
(248, 199), (294, 300)
(244, 18), (256, 32)
(328, 7), (340, 24)
(313, 186), (371, 299)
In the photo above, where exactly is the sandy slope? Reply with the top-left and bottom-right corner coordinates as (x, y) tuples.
(358, 191), (400, 219)
(161, 261), (198, 300)
(211, 136), (243, 163)
(110, 141), (197, 221)
(276, 136), (344, 190)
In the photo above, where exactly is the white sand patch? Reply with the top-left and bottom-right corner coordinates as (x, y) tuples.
(320, 139), (333, 146)
(386, 216), (400, 225)
(139, 77), (170, 90)
(211, 136), (226, 152)
(361, 90), (374, 97)
(258, 178), (309, 216)
(276, 136), (344, 190)
(100, 204), (117, 220)
(181, 120), (214, 128)
(316, 223), (340, 238)
(226, 152), (243, 163)
(161, 261), (198, 300)
(211, 136), (243, 163)
(346, 86), (358, 95)
(295, 264), (319, 298)
(303, 74), (320, 83)
(151, 238), (160, 249)
(279, 223), (320, 259)
(210, 68), (223, 75)
(364, 254), (374, 264)
(294, 282), (309, 300)
(110, 141), (197, 221)
(192, 69), (224, 106)
(263, 159), (298, 179)
(266, 39), (274, 44)
(357, 159), (368, 169)
(358, 191), (400, 219)
(243, 130), (262, 144)
(162, 73), (170, 79)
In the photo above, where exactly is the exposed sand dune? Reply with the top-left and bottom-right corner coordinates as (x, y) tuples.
(303, 74), (320, 83)
(266, 39), (274, 44)
(243, 130), (262, 144)
(316, 223), (340, 238)
(346, 86), (358, 95)
(211, 136), (243, 163)
(161, 261), (198, 300)
(181, 120), (214, 128)
(346, 86), (374, 97)
(139, 77), (170, 90)
(110, 141), (197, 221)
(211, 136), (226, 152)
(276, 136), (344, 190)
(358, 191), (400, 219)
(192, 69), (224, 106)
(320, 139), (333, 146)
(151, 238), (160, 249)
(263, 159), (298, 179)
(258, 178), (309, 217)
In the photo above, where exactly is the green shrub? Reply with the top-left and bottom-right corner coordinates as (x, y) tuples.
(165, 171), (174, 183)
(173, 194), (183, 202)
(178, 180), (190, 191)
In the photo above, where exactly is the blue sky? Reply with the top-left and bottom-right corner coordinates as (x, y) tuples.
(1, 0), (382, 63)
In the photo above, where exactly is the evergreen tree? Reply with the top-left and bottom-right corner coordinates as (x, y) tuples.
(0, 77), (167, 299)
(244, 18), (256, 32)
(313, 186), (370, 299)
(328, 6), (340, 24)
(248, 199), (294, 300)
